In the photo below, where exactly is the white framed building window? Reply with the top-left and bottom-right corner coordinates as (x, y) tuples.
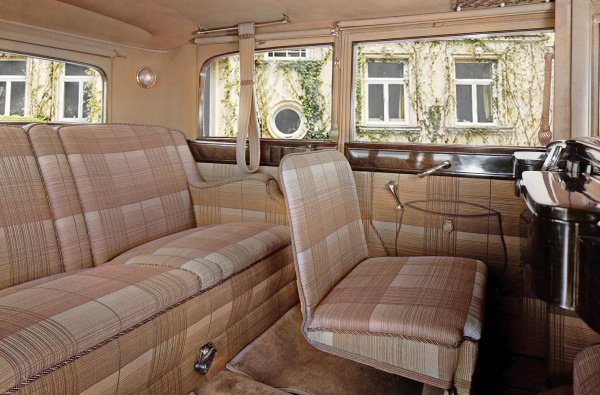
(455, 61), (496, 125)
(0, 60), (26, 116)
(265, 49), (307, 60)
(61, 63), (93, 121)
(364, 58), (409, 126)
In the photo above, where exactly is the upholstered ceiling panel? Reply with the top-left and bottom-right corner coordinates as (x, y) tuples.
(0, 0), (453, 50)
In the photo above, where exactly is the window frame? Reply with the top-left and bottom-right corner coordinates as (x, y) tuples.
(59, 64), (95, 122)
(363, 57), (410, 127)
(265, 49), (308, 60)
(454, 60), (497, 127)
(0, 59), (27, 116)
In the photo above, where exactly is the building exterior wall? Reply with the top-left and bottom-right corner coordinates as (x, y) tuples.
(0, 53), (103, 123)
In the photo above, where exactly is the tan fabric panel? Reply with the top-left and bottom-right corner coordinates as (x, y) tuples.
(169, 130), (205, 185)
(190, 173), (287, 226)
(57, 124), (195, 265)
(9, 262), (297, 394)
(309, 256), (486, 347)
(279, 150), (369, 319)
(25, 124), (94, 271)
(574, 345), (600, 395)
(0, 126), (62, 290)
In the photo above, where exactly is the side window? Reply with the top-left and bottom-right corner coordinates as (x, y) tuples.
(455, 61), (495, 125)
(353, 32), (555, 146)
(0, 60), (26, 117)
(0, 52), (105, 123)
(201, 45), (333, 140)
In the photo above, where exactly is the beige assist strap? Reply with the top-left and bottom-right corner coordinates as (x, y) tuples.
(236, 22), (261, 173)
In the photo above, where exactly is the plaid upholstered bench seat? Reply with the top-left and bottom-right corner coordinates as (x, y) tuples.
(574, 344), (600, 395)
(0, 124), (297, 394)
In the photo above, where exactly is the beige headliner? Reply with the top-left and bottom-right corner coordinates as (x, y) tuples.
(0, 0), (454, 50)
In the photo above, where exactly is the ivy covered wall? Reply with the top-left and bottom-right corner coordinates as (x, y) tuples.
(355, 33), (555, 146)
(210, 47), (332, 139)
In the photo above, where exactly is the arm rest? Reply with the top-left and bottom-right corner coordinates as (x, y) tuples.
(189, 173), (287, 226)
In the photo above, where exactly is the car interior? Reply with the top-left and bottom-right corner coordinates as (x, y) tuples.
(0, 1), (598, 394)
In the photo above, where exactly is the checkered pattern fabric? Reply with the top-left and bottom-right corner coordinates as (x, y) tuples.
(279, 150), (369, 319)
(574, 344), (600, 395)
(0, 126), (62, 290)
(1, 247), (297, 394)
(280, 150), (486, 393)
(109, 222), (291, 288)
(26, 124), (94, 272)
(190, 173), (288, 227)
(57, 124), (196, 265)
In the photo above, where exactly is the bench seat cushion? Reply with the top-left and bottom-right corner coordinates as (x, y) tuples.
(0, 222), (293, 393)
(306, 256), (486, 389)
(108, 222), (290, 289)
(0, 264), (201, 392)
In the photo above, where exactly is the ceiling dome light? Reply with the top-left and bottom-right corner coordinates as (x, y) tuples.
(136, 66), (156, 88)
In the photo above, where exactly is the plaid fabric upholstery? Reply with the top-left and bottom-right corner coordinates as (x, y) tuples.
(0, 264), (200, 392)
(280, 150), (486, 392)
(3, 250), (297, 394)
(307, 256), (486, 390)
(190, 173), (288, 227)
(574, 345), (600, 395)
(279, 150), (369, 318)
(170, 130), (205, 185)
(109, 222), (290, 289)
(0, 126), (62, 290)
(25, 124), (94, 272)
(57, 124), (196, 265)
(309, 256), (486, 345)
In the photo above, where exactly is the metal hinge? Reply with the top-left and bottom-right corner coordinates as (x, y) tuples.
(194, 343), (217, 374)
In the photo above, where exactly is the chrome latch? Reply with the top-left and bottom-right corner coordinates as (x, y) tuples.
(194, 343), (216, 374)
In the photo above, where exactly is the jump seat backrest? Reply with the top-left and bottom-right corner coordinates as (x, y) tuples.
(0, 123), (297, 394)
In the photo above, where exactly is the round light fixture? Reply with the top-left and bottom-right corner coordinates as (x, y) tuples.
(136, 66), (156, 88)
(268, 102), (307, 139)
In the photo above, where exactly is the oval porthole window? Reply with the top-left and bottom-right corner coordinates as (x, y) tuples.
(268, 102), (307, 139)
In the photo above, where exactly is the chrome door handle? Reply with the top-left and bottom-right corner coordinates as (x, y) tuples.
(417, 161), (451, 178)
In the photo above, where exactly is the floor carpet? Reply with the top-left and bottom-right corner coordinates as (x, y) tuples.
(225, 305), (429, 395)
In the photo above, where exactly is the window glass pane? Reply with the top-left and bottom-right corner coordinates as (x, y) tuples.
(389, 84), (404, 121)
(368, 84), (384, 121)
(477, 84), (494, 123)
(354, 32), (554, 146)
(0, 61), (26, 75)
(203, 46), (332, 139)
(367, 61), (404, 78)
(9, 81), (25, 116)
(456, 85), (473, 123)
(65, 63), (89, 76)
(455, 62), (492, 79)
(63, 81), (79, 118)
(0, 82), (5, 114)
(274, 109), (301, 134)
(0, 51), (105, 123)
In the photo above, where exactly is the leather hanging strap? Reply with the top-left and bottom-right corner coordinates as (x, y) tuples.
(236, 22), (261, 173)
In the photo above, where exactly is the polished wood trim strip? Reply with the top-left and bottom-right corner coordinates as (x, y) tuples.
(188, 138), (336, 166)
(345, 144), (544, 179)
